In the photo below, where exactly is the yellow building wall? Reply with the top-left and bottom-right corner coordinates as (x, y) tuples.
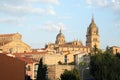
(1, 41), (31, 53)
(43, 54), (64, 65)
(48, 65), (74, 80)
(111, 46), (120, 54)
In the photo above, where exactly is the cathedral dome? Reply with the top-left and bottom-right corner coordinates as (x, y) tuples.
(56, 29), (65, 38)
(55, 29), (66, 45)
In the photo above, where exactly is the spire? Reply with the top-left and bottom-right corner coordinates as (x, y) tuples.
(59, 28), (61, 33)
(91, 14), (95, 23)
(59, 26), (62, 33)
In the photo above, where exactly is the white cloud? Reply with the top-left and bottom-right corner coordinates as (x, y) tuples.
(0, 0), (58, 17)
(86, 0), (120, 27)
(86, 0), (93, 5)
(0, 0), (60, 5)
(114, 18), (120, 27)
(0, 4), (56, 17)
(112, 0), (120, 13)
(0, 17), (25, 26)
(58, 16), (72, 19)
(41, 21), (67, 32)
(0, 0), (59, 27)
(28, 0), (60, 5)
(47, 6), (56, 16)
(86, 0), (120, 12)
(86, 0), (111, 8)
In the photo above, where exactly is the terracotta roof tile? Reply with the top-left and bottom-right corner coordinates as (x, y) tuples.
(16, 57), (37, 63)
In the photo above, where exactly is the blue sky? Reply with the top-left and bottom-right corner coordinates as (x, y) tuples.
(0, 0), (120, 49)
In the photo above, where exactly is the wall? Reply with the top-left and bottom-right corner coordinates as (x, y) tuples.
(48, 65), (74, 80)
(0, 54), (25, 80)
(43, 54), (64, 65)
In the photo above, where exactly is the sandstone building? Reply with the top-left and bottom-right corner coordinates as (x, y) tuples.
(14, 51), (65, 80)
(45, 17), (100, 63)
(45, 17), (100, 64)
(45, 29), (90, 63)
(0, 33), (31, 53)
(110, 46), (120, 54)
(0, 17), (100, 80)
(48, 65), (74, 80)
(86, 16), (100, 50)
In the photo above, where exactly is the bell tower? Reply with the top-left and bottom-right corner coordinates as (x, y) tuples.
(86, 16), (100, 50)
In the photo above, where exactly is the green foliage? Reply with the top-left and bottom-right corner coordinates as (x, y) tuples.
(60, 68), (80, 80)
(90, 50), (120, 80)
(116, 53), (120, 59)
(91, 45), (102, 54)
(104, 46), (112, 54)
(93, 44), (98, 54)
(79, 62), (87, 66)
(37, 58), (48, 80)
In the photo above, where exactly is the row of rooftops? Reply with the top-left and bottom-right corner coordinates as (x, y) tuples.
(0, 51), (47, 64)
(0, 49), (87, 64)
(1, 45), (119, 64)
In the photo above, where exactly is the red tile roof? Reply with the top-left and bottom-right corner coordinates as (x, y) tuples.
(16, 57), (38, 64)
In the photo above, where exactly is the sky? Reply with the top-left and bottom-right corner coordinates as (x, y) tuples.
(0, 0), (120, 49)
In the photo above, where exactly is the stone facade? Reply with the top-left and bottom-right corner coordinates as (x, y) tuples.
(45, 18), (101, 63)
(48, 65), (74, 80)
(86, 17), (100, 50)
(26, 62), (38, 80)
(110, 46), (120, 54)
(43, 54), (64, 65)
(0, 33), (31, 53)
(14, 52), (65, 80)
(46, 39), (90, 63)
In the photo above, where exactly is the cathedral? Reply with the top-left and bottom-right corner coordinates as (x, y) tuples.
(86, 16), (100, 49)
(0, 33), (31, 53)
(45, 17), (100, 63)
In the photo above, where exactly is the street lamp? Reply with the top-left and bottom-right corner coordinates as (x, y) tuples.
(82, 67), (89, 80)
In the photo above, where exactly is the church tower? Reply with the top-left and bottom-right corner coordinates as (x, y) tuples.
(86, 16), (100, 50)
(55, 29), (66, 45)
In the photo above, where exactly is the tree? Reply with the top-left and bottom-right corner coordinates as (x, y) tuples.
(116, 53), (120, 59)
(37, 58), (48, 80)
(60, 68), (80, 80)
(104, 46), (112, 54)
(90, 50), (120, 80)
(91, 44), (102, 54)
(25, 75), (32, 80)
(93, 44), (98, 54)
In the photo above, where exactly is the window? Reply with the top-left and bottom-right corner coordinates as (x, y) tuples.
(34, 64), (38, 71)
(27, 65), (31, 71)
(64, 55), (68, 64)
(9, 48), (13, 53)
